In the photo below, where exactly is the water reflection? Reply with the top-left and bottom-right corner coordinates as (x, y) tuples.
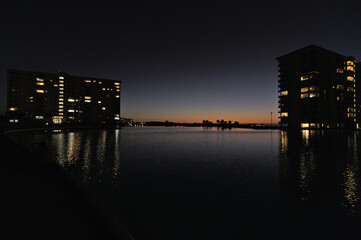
(280, 130), (361, 212)
(50, 130), (122, 184)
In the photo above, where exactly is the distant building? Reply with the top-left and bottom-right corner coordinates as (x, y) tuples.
(7, 69), (121, 125)
(277, 45), (360, 129)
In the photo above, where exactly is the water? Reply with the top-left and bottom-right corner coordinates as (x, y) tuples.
(9, 127), (361, 239)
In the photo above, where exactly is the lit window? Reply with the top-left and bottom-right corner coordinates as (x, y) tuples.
(59, 88), (64, 90)
(114, 117), (120, 120)
(116, 89), (120, 92)
(348, 108), (355, 112)
(36, 89), (44, 93)
(102, 107), (106, 110)
(85, 80), (92, 83)
(301, 123), (309, 128)
(280, 90), (288, 96)
(300, 87), (308, 93)
(68, 109), (75, 113)
(59, 95), (63, 97)
(115, 86), (120, 89)
(59, 77), (64, 79)
(59, 109), (63, 112)
(115, 95), (120, 98)
(85, 99), (91, 103)
(37, 82), (44, 86)
(337, 96), (340, 101)
(36, 78), (44, 82)
(300, 76), (309, 81)
(59, 113), (63, 115)
(301, 93), (309, 99)
(347, 87), (354, 92)
(54, 84), (58, 87)
(59, 102), (63, 105)
(114, 82), (120, 85)
(68, 99), (75, 102)
(347, 61), (354, 66)
(309, 93), (319, 98)
(59, 80), (64, 83)
(59, 98), (63, 101)
(336, 68), (343, 73)
(336, 85), (344, 90)
(98, 81), (102, 84)
(347, 76), (354, 81)
(84, 96), (91, 100)
(9, 107), (18, 111)
(59, 91), (64, 94)
(309, 86), (319, 92)
(59, 84), (64, 87)
(348, 113), (355, 118)
(35, 116), (44, 119)
(347, 66), (354, 71)
(98, 101), (101, 104)
(115, 114), (120, 117)
(68, 116), (75, 120)
(59, 105), (63, 108)
(102, 88), (106, 91)
(280, 112), (288, 117)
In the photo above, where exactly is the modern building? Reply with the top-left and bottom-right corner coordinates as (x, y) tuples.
(7, 69), (121, 125)
(277, 45), (360, 129)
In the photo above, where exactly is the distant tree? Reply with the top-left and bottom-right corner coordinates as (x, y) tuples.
(220, 119), (225, 125)
(216, 119), (220, 125)
(228, 120), (232, 125)
(234, 121), (239, 125)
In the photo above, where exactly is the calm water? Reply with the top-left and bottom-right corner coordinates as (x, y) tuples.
(10, 127), (361, 239)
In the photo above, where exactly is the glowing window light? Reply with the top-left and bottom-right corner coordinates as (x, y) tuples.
(59, 109), (63, 112)
(114, 117), (120, 120)
(59, 80), (64, 83)
(36, 78), (44, 82)
(36, 89), (44, 93)
(68, 99), (75, 102)
(84, 96), (91, 100)
(59, 113), (63, 115)
(54, 84), (58, 87)
(347, 66), (354, 71)
(59, 95), (63, 97)
(102, 107), (106, 110)
(59, 98), (63, 101)
(59, 76), (64, 79)
(102, 88), (106, 91)
(84, 80), (92, 83)
(114, 82), (120, 85)
(300, 93), (309, 99)
(98, 101), (101, 104)
(68, 116), (74, 120)
(347, 76), (354, 81)
(300, 87), (308, 93)
(98, 81), (102, 84)
(115, 114), (120, 117)
(337, 85), (344, 90)
(280, 91), (288, 96)
(59, 88), (64, 90)
(59, 84), (64, 87)
(300, 76), (309, 81)
(35, 116), (44, 119)
(347, 61), (354, 66)
(116, 89), (120, 92)
(68, 109), (75, 113)
(9, 107), (18, 111)
(336, 68), (343, 73)
(59, 102), (63, 105)
(301, 123), (309, 128)
(93, 80), (96, 83)
(59, 106), (63, 108)
(37, 82), (44, 86)
(115, 85), (120, 88)
(85, 99), (91, 103)
(280, 112), (288, 117)
(115, 95), (120, 98)
(59, 91), (64, 94)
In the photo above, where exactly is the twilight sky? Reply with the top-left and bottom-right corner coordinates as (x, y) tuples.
(1, 0), (360, 123)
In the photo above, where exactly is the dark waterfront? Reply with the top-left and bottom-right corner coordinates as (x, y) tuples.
(9, 127), (361, 239)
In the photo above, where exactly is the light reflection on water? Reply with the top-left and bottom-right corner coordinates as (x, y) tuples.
(9, 127), (361, 239)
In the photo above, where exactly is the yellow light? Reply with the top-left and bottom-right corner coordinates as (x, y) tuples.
(59, 80), (64, 83)
(102, 107), (106, 110)
(116, 89), (120, 92)
(54, 84), (58, 87)
(59, 105), (63, 108)
(59, 84), (64, 87)
(84, 96), (91, 100)
(347, 76), (354, 81)
(59, 102), (63, 105)
(347, 66), (354, 71)
(68, 98), (75, 102)
(102, 88), (106, 91)
(347, 61), (354, 66)
(336, 68), (343, 73)
(37, 82), (44, 86)
(300, 76), (309, 81)
(85, 80), (92, 83)
(280, 112), (288, 117)
(300, 87), (308, 93)
(115, 95), (120, 98)
(68, 116), (74, 120)
(36, 78), (44, 82)
(98, 81), (102, 84)
(301, 123), (309, 128)
(59, 109), (63, 112)
(9, 107), (18, 111)
(59, 91), (64, 94)
(114, 82), (120, 85)
(59, 113), (63, 115)
(59, 76), (64, 79)
(36, 89), (44, 93)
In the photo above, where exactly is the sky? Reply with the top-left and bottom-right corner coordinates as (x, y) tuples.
(0, 0), (360, 123)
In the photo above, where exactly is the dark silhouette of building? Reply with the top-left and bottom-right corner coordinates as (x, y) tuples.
(7, 69), (121, 125)
(277, 45), (360, 129)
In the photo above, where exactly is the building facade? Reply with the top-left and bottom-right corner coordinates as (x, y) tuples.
(277, 45), (360, 129)
(7, 69), (121, 125)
